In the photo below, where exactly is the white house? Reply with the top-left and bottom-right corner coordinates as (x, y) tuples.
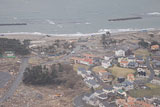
(77, 68), (88, 78)
(115, 50), (125, 57)
(101, 60), (112, 69)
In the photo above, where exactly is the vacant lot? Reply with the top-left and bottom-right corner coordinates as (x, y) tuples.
(108, 65), (135, 78)
(73, 64), (89, 71)
(92, 66), (106, 73)
(128, 83), (160, 97)
(134, 49), (150, 57)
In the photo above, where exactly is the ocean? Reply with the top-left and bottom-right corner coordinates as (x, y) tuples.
(0, 0), (160, 35)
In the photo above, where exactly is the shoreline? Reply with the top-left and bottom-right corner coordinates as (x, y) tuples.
(0, 28), (160, 41)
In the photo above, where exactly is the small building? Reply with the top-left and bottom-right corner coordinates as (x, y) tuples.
(97, 93), (108, 100)
(136, 55), (145, 64)
(154, 69), (160, 76)
(115, 50), (125, 57)
(116, 89), (127, 97)
(98, 71), (113, 83)
(101, 59), (112, 69)
(127, 55), (136, 62)
(117, 77), (125, 83)
(120, 60), (129, 68)
(151, 45), (159, 51)
(93, 90), (105, 97)
(121, 81), (134, 91)
(86, 97), (100, 106)
(137, 68), (146, 77)
(4, 51), (16, 58)
(128, 61), (138, 68)
(127, 74), (135, 82)
(77, 68), (88, 78)
(103, 86), (114, 94)
(71, 57), (94, 66)
(84, 79), (100, 89)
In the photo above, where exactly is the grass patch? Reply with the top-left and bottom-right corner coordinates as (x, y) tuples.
(134, 49), (150, 57)
(108, 65), (135, 78)
(146, 83), (160, 89)
(73, 64), (89, 71)
(129, 83), (160, 97)
(92, 66), (106, 73)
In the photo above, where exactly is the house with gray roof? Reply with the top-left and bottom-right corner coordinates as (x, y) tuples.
(84, 79), (100, 89)
(103, 86), (114, 93)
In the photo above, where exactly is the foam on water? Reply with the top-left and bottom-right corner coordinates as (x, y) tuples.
(0, 28), (157, 37)
(147, 12), (160, 16)
(46, 20), (55, 25)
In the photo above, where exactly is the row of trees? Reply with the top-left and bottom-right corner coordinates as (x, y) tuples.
(138, 39), (160, 49)
(23, 63), (64, 85)
(101, 32), (117, 48)
(0, 38), (30, 55)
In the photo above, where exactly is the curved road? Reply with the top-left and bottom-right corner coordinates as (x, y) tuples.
(0, 57), (29, 103)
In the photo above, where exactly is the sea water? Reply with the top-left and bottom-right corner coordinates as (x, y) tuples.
(0, 0), (160, 34)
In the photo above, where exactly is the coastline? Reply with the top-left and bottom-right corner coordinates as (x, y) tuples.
(0, 28), (160, 41)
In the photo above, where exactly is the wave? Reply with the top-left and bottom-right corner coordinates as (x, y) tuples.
(85, 22), (91, 25)
(147, 12), (160, 16)
(46, 20), (55, 25)
(98, 28), (156, 33)
(0, 28), (157, 37)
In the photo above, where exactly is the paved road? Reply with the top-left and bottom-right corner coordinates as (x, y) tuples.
(0, 72), (11, 88)
(41, 45), (81, 65)
(0, 57), (29, 103)
(73, 93), (87, 107)
(134, 56), (155, 85)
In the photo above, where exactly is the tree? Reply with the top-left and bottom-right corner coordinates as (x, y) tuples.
(58, 63), (63, 72)
(138, 39), (149, 48)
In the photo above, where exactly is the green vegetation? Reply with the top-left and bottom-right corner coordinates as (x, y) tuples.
(0, 38), (30, 55)
(108, 65), (135, 78)
(129, 83), (160, 97)
(138, 39), (149, 48)
(23, 64), (82, 88)
(23, 64), (64, 85)
(23, 65), (58, 85)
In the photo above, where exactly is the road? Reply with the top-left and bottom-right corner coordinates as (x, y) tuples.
(134, 56), (155, 85)
(0, 57), (29, 103)
(41, 45), (81, 65)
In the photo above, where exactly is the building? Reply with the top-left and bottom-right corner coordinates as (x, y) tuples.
(136, 55), (145, 64)
(98, 71), (113, 83)
(120, 60), (129, 68)
(103, 86), (114, 94)
(77, 68), (88, 78)
(116, 96), (154, 107)
(93, 90), (105, 97)
(128, 61), (138, 68)
(4, 51), (16, 58)
(115, 50), (125, 57)
(96, 93), (108, 100)
(82, 53), (97, 59)
(84, 79), (100, 89)
(101, 59), (112, 68)
(151, 45), (159, 51)
(127, 55), (136, 62)
(116, 89), (127, 97)
(71, 57), (94, 66)
(127, 74), (135, 82)
(121, 81), (134, 91)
